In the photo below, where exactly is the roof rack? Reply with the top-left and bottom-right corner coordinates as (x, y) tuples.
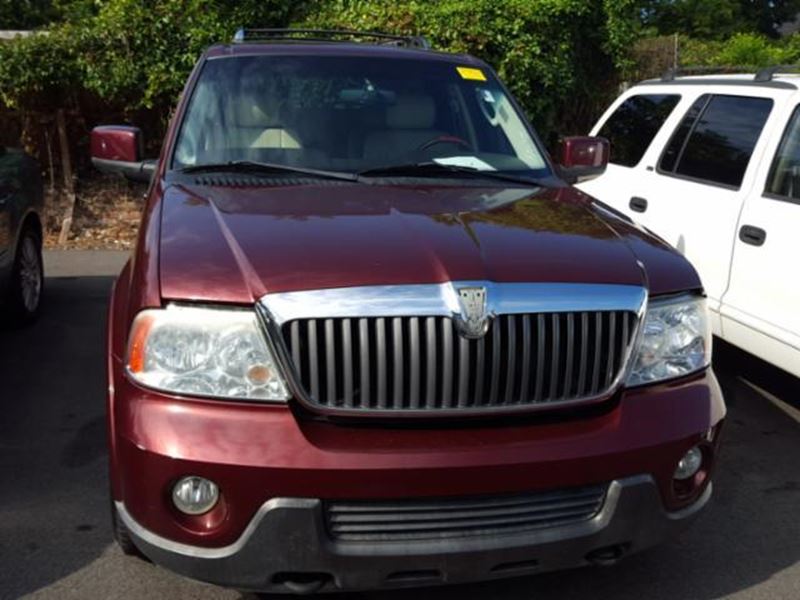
(232, 28), (431, 49)
(660, 65), (759, 81)
(661, 64), (800, 82)
(753, 65), (800, 81)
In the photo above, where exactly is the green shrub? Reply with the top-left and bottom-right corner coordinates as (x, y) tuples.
(678, 32), (793, 68)
(0, 0), (296, 115)
(79, 0), (295, 113)
(774, 31), (800, 65)
(0, 26), (82, 111)
(298, 0), (638, 136)
(0, 0), (639, 156)
(676, 36), (723, 67)
(715, 32), (788, 66)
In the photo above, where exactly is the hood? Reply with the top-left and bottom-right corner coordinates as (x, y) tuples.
(158, 182), (700, 304)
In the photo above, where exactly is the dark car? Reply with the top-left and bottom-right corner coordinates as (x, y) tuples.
(92, 29), (725, 595)
(0, 147), (44, 324)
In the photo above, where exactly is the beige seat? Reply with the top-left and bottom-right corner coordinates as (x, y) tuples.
(225, 91), (301, 150)
(363, 94), (443, 164)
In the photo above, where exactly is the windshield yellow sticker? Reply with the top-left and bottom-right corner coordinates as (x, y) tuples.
(457, 66), (487, 81)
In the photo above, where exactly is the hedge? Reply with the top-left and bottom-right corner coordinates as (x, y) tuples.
(678, 32), (800, 67)
(0, 1), (294, 114)
(0, 0), (639, 150)
(6, 0), (800, 167)
(298, 0), (638, 138)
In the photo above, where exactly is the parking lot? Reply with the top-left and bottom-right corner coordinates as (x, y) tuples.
(0, 250), (798, 600)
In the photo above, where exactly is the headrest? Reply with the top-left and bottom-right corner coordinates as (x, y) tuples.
(231, 91), (280, 128)
(386, 94), (436, 129)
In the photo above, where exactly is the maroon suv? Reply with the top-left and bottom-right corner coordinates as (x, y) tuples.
(93, 29), (725, 594)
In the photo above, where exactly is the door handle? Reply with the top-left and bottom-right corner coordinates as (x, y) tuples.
(629, 197), (648, 213)
(739, 225), (767, 247)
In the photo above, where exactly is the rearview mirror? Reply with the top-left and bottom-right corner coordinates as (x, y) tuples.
(557, 136), (609, 184)
(91, 126), (156, 183)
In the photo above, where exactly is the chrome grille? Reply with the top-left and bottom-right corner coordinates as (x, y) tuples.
(281, 310), (637, 412)
(325, 484), (608, 542)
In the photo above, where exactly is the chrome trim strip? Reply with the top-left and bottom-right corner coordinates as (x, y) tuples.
(115, 499), (320, 559)
(259, 282), (647, 327)
(256, 282), (647, 417)
(115, 477), (711, 560)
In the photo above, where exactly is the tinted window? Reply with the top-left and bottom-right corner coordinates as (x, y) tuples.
(659, 95), (709, 173)
(661, 95), (773, 188)
(598, 94), (680, 167)
(766, 105), (800, 201)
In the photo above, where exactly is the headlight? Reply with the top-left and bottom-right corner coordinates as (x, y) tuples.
(626, 295), (711, 386)
(127, 305), (289, 401)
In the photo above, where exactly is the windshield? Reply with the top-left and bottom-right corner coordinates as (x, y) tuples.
(172, 54), (550, 178)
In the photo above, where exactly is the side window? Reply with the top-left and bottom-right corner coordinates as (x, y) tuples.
(598, 94), (681, 167)
(765, 105), (800, 202)
(659, 95), (709, 172)
(659, 94), (774, 188)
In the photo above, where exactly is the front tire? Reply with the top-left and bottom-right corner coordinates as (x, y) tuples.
(110, 496), (143, 558)
(3, 228), (43, 324)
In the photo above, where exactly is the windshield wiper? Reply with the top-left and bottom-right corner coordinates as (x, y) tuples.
(357, 162), (543, 186)
(178, 160), (359, 182)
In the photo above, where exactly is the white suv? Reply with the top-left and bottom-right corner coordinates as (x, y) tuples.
(579, 70), (799, 379)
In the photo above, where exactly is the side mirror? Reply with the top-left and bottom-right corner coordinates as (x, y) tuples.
(557, 136), (609, 184)
(91, 126), (156, 183)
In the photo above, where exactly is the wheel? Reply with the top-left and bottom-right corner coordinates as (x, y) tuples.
(110, 495), (143, 558)
(3, 227), (43, 324)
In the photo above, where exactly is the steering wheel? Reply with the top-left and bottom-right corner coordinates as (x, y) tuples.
(417, 135), (473, 153)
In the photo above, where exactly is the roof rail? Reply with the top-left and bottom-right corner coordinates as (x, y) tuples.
(232, 28), (431, 49)
(661, 65), (758, 81)
(753, 65), (800, 81)
(661, 64), (800, 83)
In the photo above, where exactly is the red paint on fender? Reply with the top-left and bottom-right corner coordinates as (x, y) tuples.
(103, 41), (722, 565)
(110, 351), (724, 547)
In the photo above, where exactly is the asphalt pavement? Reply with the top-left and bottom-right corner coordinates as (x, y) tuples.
(0, 250), (798, 600)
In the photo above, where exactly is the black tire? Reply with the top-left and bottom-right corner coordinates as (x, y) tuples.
(110, 495), (144, 558)
(3, 227), (43, 325)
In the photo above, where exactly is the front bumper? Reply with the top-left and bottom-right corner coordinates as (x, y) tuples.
(118, 475), (711, 593)
(109, 370), (725, 548)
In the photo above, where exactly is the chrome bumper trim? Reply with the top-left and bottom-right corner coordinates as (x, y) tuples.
(116, 475), (712, 593)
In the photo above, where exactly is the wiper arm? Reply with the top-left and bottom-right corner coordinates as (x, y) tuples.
(357, 162), (542, 186)
(178, 160), (359, 182)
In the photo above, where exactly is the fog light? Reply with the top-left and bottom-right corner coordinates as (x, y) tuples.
(172, 476), (219, 515)
(674, 446), (703, 481)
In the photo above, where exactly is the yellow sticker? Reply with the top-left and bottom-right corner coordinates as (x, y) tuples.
(457, 66), (487, 81)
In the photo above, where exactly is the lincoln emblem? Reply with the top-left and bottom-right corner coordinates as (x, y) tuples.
(455, 286), (490, 338)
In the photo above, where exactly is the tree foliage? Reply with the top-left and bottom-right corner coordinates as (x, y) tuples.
(0, 1), (296, 113)
(0, 25), (82, 110)
(298, 0), (638, 135)
(641, 0), (800, 39)
(679, 31), (800, 67)
(77, 0), (295, 113)
(0, 0), (97, 29)
(0, 0), (639, 141)
(0, 0), (58, 29)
